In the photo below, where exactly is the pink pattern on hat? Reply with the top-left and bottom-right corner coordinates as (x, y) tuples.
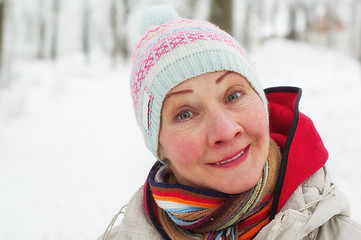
(130, 18), (249, 118)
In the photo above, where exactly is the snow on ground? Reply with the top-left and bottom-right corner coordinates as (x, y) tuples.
(0, 39), (360, 240)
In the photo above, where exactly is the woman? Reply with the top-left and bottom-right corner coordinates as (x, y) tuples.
(101, 5), (361, 240)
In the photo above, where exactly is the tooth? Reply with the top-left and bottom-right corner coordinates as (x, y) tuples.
(215, 149), (245, 165)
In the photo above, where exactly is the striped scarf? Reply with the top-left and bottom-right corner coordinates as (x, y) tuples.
(147, 139), (280, 240)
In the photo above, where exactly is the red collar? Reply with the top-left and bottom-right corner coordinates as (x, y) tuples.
(266, 87), (328, 217)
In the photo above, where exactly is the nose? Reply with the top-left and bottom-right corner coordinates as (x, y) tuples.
(207, 108), (243, 147)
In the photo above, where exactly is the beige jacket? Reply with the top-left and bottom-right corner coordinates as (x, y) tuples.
(100, 167), (361, 240)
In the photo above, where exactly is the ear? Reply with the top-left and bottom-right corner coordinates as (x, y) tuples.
(158, 145), (170, 165)
(157, 144), (166, 161)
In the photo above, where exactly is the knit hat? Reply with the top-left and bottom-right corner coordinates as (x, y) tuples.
(130, 5), (268, 159)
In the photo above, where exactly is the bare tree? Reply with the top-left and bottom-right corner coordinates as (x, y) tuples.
(241, 0), (260, 50)
(110, 0), (131, 64)
(188, 0), (198, 18)
(110, 0), (120, 64)
(269, 0), (280, 36)
(119, 0), (130, 60)
(0, 0), (14, 88)
(325, 0), (336, 48)
(351, 0), (361, 62)
(359, 3), (361, 62)
(0, 0), (5, 73)
(37, 0), (46, 59)
(50, 0), (60, 61)
(82, 0), (91, 62)
(286, 1), (298, 40)
(302, 3), (312, 42)
(285, 1), (313, 42)
(209, 0), (233, 35)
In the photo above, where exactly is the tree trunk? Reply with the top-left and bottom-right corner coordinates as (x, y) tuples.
(286, 3), (297, 40)
(187, 0), (198, 19)
(50, 0), (59, 61)
(270, 0), (279, 36)
(82, 0), (90, 63)
(37, 0), (46, 59)
(0, 0), (13, 88)
(325, 0), (336, 48)
(242, 0), (259, 50)
(119, 0), (129, 60)
(302, 4), (311, 42)
(0, 0), (5, 72)
(110, 0), (119, 64)
(353, 0), (361, 62)
(209, 0), (233, 35)
(359, 3), (361, 63)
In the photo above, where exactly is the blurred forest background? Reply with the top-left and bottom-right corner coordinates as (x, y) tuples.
(0, 0), (360, 87)
(1, 1), (361, 239)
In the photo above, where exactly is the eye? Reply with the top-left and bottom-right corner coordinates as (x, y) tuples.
(226, 92), (241, 102)
(176, 110), (193, 120)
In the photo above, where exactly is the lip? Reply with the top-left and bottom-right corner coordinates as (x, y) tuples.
(208, 145), (250, 169)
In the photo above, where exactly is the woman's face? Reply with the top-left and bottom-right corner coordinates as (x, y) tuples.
(159, 71), (269, 194)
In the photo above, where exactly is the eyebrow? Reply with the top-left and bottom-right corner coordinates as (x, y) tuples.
(165, 89), (193, 99)
(166, 71), (233, 99)
(216, 71), (232, 84)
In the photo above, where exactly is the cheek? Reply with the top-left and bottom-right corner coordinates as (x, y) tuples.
(161, 132), (203, 166)
(246, 103), (269, 135)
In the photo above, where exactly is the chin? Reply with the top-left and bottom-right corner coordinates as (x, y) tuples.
(218, 174), (263, 194)
(219, 184), (256, 195)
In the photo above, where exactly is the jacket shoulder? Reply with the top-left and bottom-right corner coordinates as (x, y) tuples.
(314, 214), (361, 239)
(100, 187), (162, 240)
(255, 167), (361, 239)
(303, 167), (361, 239)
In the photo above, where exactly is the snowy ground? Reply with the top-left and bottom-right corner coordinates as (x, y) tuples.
(0, 39), (360, 240)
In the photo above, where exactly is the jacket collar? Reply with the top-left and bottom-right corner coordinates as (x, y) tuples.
(266, 87), (328, 219)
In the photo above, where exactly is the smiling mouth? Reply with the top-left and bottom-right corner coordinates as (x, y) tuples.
(213, 146), (249, 166)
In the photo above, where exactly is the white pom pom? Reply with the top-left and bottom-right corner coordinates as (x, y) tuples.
(138, 5), (179, 35)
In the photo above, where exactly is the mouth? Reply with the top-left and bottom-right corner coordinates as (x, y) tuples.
(210, 145), (250, 167)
